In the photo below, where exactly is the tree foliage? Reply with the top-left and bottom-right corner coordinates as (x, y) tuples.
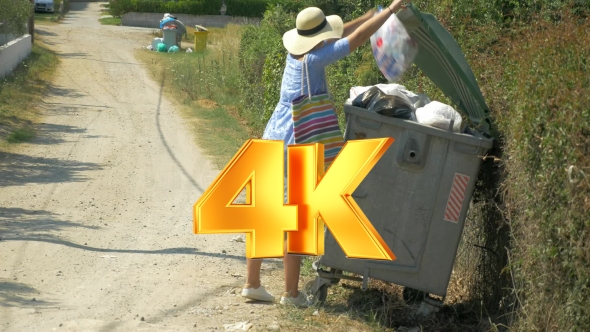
(0, 0), (33, 36)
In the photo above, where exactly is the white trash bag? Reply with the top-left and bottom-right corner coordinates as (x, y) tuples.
(415, 101), (463, 132)
(349, 83), (406, 99)
(370, 6), (419, 82)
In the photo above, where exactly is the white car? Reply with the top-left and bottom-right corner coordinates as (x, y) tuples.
(34, 0), (55, 13)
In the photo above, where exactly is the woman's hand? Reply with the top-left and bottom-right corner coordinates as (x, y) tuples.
(388, 0), (405, 13)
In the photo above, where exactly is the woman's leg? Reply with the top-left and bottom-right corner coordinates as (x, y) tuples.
(283, 253), (302, 297)
(280, 239), (310, 307)
(242, 258), (274, 301)
(245, 258), (263, 288)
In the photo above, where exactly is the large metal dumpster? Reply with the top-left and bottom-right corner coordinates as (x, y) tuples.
(305, 3), (495, 310)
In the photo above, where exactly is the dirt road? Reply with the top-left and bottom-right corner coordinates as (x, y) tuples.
(0, 3), (285, 331)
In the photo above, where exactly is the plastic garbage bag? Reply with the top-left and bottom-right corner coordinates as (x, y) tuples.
(350, 84), (405, 99)
(370, 6), (418, 82)
(352, 86), (415, 120)
(186, 48), (193, 53)
(397, 88), (432, 109)
(415, 101), (463, 132)
(195, 25), (208, 32)
(160, 17), (176, 29)
(350, 84), (431, 109)
(168, 45), (180, 53)
(157, 43), (168, 52)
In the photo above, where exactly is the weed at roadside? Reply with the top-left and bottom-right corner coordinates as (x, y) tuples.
(0, 42), (59, 148)
(99, 17), (121, 26)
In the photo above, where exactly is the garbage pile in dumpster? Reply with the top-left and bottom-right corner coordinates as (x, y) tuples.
(350, 84), (470, 134)
(349, 3), (481, 137)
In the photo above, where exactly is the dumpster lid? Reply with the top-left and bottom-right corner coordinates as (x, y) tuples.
(397, 3), (493, 137)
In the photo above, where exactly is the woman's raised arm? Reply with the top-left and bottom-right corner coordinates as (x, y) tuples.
(342, 9), (376, 37)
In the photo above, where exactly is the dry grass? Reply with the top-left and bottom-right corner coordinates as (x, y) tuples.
(0, 40), (59, 150)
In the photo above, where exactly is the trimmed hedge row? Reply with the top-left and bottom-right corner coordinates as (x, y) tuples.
(108, 0), (269, 18)
(225, 0), (269, 17)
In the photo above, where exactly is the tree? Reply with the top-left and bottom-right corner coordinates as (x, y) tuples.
(0, 0), (34, 36)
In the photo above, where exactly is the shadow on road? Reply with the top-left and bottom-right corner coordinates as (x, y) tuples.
(0, 207), (246, 261)
(0, 280), (59, 309)
(46, 83), (87, 99)
(67, 2), (90, 11)
(31, 123), (91, 145)
(0, 152), (103, 187)
(34, 29), (58, 37)
(1, 236), (247, 261)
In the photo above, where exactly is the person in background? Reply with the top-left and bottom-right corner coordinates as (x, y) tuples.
(241, 0), (406, 307)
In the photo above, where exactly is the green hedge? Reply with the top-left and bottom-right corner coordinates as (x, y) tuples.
(108, 0), (269, 18)
(225, 0), (269, 17)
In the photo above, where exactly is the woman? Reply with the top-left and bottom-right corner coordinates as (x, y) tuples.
(241, 0), (406, 307)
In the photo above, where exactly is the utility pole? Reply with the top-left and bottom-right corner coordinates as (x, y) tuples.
(29, 0), (34, 44)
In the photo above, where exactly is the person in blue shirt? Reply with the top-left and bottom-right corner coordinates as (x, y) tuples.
(241, 0), (406, 307)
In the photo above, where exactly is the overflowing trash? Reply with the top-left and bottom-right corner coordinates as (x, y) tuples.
(416, 101), (463, 132)
(157, 43), (167, 53)
(160, 13), (178, 29)
(351, 86), (415, 120)
(146, 14), (187, 53)
(349, 83), (470, 134)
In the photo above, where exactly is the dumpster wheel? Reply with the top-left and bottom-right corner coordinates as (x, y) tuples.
(304, 279), (328, 304)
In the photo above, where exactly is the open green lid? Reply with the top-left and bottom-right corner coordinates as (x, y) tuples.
(397, 3), (493, 137)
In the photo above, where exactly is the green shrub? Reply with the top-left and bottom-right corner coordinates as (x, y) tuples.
(225, 0), (269, 17)
(0, 0), (33, 36)
(237, 5), (294, 135)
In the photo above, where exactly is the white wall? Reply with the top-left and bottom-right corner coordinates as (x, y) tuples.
(0, 35), (32, 80)
(0, 33), (19, 47)
(121, 12), (261, 29)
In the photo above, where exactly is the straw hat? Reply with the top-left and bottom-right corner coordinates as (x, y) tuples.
(282, 7), (344, 55)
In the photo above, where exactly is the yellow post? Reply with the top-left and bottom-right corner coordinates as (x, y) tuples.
(194, 31), (209, 52)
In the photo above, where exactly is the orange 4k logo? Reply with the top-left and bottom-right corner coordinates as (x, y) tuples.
(193, 138), (396, 261)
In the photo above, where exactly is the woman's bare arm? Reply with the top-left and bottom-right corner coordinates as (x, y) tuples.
(347, 0), (405, 53)
(342, 9), (376, 37)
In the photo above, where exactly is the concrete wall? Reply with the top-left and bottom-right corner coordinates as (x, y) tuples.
(0, 35), (32, 80)
(0, 33), (19, 47)
(121, 12), (261, 29)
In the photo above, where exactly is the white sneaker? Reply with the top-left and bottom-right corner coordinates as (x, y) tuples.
(241, 284), (275, 302)
(280, 290), (311, 307)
